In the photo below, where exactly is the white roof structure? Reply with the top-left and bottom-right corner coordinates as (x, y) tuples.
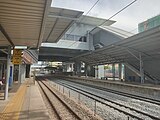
(0, 0), (83, 48)
(78, 15), (116, 26)
(90, 26), (133, 38)
(99, 26), (134, 38)
(73, 26), (160, 65)
(0, 0), (52, 48)
(43, 7), (83, 43)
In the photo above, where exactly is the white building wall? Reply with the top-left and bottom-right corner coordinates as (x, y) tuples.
(42, 23), (96, 51)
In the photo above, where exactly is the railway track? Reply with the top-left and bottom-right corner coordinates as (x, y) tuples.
(56, 77), (160, 106)
(53, 80), (160, 120)
(37, 79), (82, 120)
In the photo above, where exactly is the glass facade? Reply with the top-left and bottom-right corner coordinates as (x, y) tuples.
(61, 34), (87, 42)
(138, 14), (160, 32)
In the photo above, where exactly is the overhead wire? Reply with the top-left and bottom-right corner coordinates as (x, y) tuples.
(66, 0), (101, 47)
(68, 0), (138, 47)
(99, 0), (137, 26)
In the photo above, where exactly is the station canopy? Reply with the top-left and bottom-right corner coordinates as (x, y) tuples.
(73, 26), (160, 65)
(43, 7), (83, 43)
(0, 0), (83, 48)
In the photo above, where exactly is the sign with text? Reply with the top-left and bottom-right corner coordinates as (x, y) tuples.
(13, 49), (22, 57)
(12, 49), (22, 64)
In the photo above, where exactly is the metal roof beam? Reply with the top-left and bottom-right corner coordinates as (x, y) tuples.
(37, 0), (52, 48)
(0, 49), (8, 55)
(45, 9), (64, 42)
(48, 15), (79, 21)
(0, 24), (14, 47)
(55, 12), (83, 42)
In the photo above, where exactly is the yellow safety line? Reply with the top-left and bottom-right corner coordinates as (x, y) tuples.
(0, 81), (28, 120)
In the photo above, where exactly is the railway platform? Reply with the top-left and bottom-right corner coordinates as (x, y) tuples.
(0, 78), (50, 120)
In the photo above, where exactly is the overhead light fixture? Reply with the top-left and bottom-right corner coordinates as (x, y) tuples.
(14, 46), (27, 49)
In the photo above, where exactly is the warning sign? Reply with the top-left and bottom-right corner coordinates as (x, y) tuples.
(12, 57), (22, 64)
(12, 49), (22, 64)
(13, 49), (22, 57)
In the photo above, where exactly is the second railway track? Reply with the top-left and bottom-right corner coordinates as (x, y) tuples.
(51, 79), (160, 120)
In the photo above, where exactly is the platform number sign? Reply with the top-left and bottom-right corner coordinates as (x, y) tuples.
(12, 49), (22, 64)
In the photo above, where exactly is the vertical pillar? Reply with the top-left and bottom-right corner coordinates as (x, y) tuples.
(4, 46), (11, 100)
(19, 64), (26, 83)
(84, 63), (87, 77)
(119, 63), (123, 81)
(76, 61), (81, 77)
(9, 65), (13, 87)
(95, 65), (98, 79)
(71, 63), (74, 72)
(0, 64), (2, 79)
(139, 53), (144, 83)
(18, 64), (22, 84)
(84, 63), (89, 77)
(112, 64), (115, 80)
(73, 63), (76, 75)
(26, 64), (31, 78)
(11, 65), (14, 83)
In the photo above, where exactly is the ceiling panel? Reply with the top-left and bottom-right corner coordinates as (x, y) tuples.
(0, 0), (52, 48)
(43, 7), (83, 43)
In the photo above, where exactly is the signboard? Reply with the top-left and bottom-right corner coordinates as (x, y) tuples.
(12, 49), (22, 64)
(12, 57), (22, 64)
(13, 49), (22, 56)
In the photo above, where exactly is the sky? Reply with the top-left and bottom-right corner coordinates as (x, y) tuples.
(51, 0), (160, 33)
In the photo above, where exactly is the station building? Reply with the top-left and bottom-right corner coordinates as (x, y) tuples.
(1, 0), (160, 101)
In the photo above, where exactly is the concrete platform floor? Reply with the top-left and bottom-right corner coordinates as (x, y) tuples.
(19, 79), (50, 120)
(0, 82), (21, 112)
(0, 79), (50, 120)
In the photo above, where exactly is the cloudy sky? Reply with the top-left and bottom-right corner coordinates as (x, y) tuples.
(51, 0), (160, 33)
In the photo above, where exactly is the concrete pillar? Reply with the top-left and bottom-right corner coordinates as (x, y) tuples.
(112, 63), (116, 80)
(85, 63), (95, 77)
(18, 64), (21, 84)
(71, 63), (74, 72)
(95, 65), (98, 78)
(9, 65), (14, 87)
(26, 64), (31, 78)
(4, 46), (11, 100)
(84, 63), (87, 77)
(76, 61), (81, 77)
(119, 63), (123, 81)
(19, 64), (26, 83)
(73, 63), (76, 75)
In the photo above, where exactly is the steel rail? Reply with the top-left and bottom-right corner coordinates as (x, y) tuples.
(37, 79), (82, 120)
(37, 79), (61, 120)
(54, 80), (160, 120)
(61, 77), (160, 105)
(47, 80), (143, 120)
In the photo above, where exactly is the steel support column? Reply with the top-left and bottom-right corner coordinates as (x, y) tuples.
(112, 63), (116, 80)
(4, 46), (11, 100)
(119, 63), (123, 81)
(139, 53), (144, 83)
(95, 65), (98, 79)
(76, 61), (81, 77)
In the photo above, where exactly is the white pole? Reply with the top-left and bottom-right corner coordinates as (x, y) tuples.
(4, 46), (11, 100)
